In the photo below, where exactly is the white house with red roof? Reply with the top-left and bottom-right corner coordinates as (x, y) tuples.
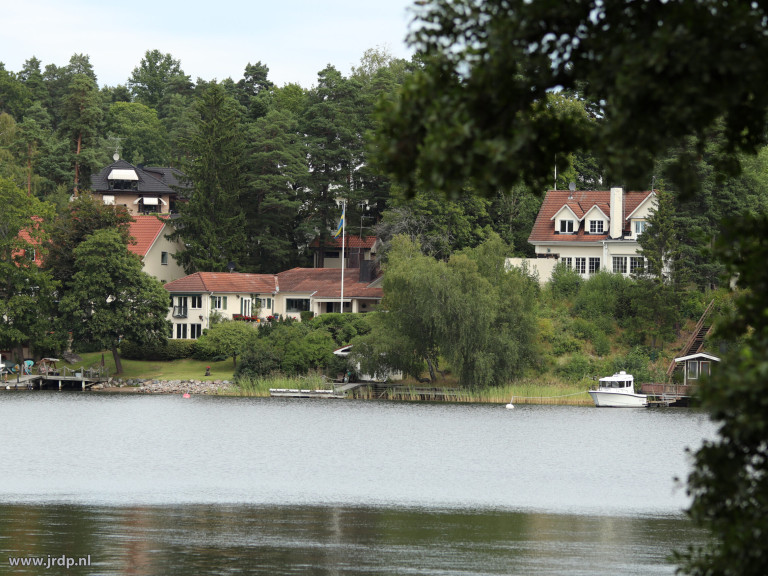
(512, 187), (657, 282)
(163, 268), (382, 339)
(127, 215), (186, 284)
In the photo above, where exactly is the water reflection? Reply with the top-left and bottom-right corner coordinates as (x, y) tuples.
(0, 504), (704, 576)
(0, 394), (714, 574)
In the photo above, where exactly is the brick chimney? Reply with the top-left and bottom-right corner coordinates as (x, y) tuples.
(609, 187), (623, 239)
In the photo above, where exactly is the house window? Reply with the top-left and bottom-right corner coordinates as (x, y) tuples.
(241, 297), (252, 317)
(575, 257), (586, 274)
(688, 360), (699, 380)
(161, 251), (168, 265)
(191, 296), (202, 309)
(630, 257), (645, 274)
(176, 323), (187, 339)
(103, 195), (115, 205)
(560, 257), (573, 270)
(190, 324), (202, 339)
(260, 297), (272, 311)
(559, 220), (574, 233)
(700, 361), (711, 377)
(286, 298), (310, 313)
(589, 220), (604, 234)
(588, 257), (601, 274)
(613, 256), (627, 274)
(173, 296), (188, 318)
(211, 296), (227, 310)
(635, 221), (647, 236)
(25, 248), (36, 261)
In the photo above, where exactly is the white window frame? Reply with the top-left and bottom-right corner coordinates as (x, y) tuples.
(191, 295), (202, 309)
(635, 221), (647, 236)
(575, 257), (586, 274)
(190, 323), (202, 339)
(613, 256), (627, 274)
(176, 323), (187, 339)
(560, 257), (572, 270)
(588, 257), (601, 274)
(589, 220), (604, 234)
(630, 257), (645, 274)
(161, 251), (168, 265)
(211, 296), (227, 310)
(559, 220), (574, 233)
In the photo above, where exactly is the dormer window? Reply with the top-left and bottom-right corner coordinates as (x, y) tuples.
(107, 168), (139, 191)
(589, 220), (604, 234)
(559, 220), (574, 233)
(635, 221), (647, 236)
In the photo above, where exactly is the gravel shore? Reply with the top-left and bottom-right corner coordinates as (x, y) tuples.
(95, 378), (235, 394)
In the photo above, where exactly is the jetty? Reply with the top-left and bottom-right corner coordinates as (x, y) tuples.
(2, 365), (109, 391)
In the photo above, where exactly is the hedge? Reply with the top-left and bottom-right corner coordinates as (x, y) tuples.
(120, 339), (197, 361)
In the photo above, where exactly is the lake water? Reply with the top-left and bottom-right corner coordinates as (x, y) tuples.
(0, 393), (716, 575)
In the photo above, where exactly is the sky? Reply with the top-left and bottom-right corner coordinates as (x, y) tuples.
(3, 0), (418, 89)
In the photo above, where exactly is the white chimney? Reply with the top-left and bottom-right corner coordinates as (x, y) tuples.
(609, 187), (623, 239)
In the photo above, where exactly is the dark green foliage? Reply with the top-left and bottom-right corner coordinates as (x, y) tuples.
(355, 233), (538, 387)
(120, 339), (196, 361)
(676, 214), (768, 576)
(308, 313), (371, 346)
(612, 348), (655, 384)
(549, 263), (583, 300)
(234, 340), (281, 379)
(573, 272), (632, 334)
(377, 0), (768, 198)
(168, 82), (248, 273)
(58, 228), (170, 373)
(555, 353), (593, 382)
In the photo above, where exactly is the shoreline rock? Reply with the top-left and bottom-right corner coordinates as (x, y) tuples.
(94, 378), (234, 395)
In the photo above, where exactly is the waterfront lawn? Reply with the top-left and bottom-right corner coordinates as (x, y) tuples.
(65, 352), (236, 381)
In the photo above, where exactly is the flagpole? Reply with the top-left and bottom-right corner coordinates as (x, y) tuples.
(340, 200), (346, 314)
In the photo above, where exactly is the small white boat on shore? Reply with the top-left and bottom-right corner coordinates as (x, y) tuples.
(588, 371), (647, 407)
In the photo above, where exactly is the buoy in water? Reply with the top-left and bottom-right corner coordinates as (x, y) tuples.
(505, 402), (514, 409)
(183, 393), (190, 398)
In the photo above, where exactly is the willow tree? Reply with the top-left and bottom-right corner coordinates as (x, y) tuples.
(353, 234), (537, 387)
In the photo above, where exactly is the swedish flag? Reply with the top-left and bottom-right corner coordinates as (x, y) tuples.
(333, 206), (345, 238)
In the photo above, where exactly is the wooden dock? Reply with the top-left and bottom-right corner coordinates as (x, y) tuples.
(269, 388), (346, 398)
(2, 365), (109, 391)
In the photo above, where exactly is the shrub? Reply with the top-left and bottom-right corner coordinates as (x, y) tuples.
(235, 341), (281, 379)
(549, 263), (583, 299)
(299, 310), (315, 323)
(556, 352), (593, 381)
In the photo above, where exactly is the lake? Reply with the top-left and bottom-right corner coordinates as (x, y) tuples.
(0, 392), (715, 575)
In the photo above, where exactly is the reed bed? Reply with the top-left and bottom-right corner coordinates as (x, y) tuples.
(231, 373), (332, 397)
(228, 374), (591, 405)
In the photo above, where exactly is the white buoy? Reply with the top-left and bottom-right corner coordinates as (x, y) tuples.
(505, 402), (514, 409)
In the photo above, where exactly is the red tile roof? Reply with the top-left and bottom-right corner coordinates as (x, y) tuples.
(277, 268), (383, 299)
(127, 215), (168, 257)
(310, 235), (378, 249)
(164, 272), (278, 294)
(528, 189), (654, 244)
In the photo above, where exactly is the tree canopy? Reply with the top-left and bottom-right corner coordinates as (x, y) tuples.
(376, 0), (768, 197)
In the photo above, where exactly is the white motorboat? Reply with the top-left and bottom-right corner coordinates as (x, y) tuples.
(588, 371), (647, 407)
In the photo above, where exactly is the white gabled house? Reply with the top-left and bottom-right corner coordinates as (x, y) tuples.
(511, 187), (657, 282)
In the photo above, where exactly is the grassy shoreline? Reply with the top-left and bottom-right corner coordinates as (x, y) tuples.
(66, 353), (592, 405)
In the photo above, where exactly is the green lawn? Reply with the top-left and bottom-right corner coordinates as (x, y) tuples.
(67, 352), (236, 381)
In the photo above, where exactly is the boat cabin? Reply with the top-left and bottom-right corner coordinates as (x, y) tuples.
(598, 371), (634, 390)
(673, 352), (720, 386)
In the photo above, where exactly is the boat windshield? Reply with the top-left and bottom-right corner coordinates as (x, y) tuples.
(601, 380), (632, 388)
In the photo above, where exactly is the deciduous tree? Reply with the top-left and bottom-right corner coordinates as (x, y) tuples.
(59, 228), (169, 374)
